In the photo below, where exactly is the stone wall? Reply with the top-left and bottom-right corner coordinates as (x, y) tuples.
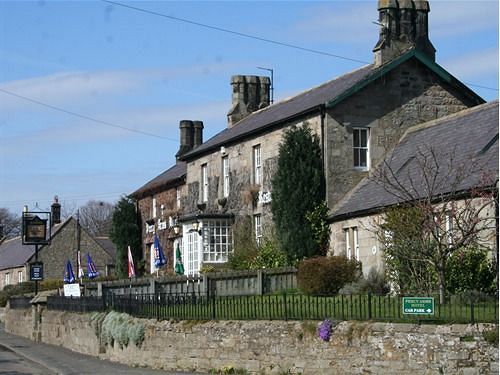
(4, 306), (498, 374)
(184, 115), (322, 226)
(326, 58), (476, 207)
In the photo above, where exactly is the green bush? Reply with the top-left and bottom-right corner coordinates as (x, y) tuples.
(446, 247), (496, 295)
(250, 238), (288, 269)
(0, 282), (36, 307)
(339, 267), (390, 295)
(297, 256), (361, 295)
(227, 216), (259, 270)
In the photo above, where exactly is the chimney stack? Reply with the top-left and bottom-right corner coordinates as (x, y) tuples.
(176, 120), (204, 159)
(373, 0), (435, 66)
(192, 121), (204, 148)
(51, 196), (61, 225)
(227, 75), (271, 127)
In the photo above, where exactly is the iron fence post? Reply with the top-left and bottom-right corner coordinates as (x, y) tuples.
(368, 292), (372, 320)
(470, 300), (475, 324)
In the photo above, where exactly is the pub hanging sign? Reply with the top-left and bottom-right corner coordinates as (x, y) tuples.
(22, 211), (51, 245)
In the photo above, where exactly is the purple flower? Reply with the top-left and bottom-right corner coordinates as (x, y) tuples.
(317, 319), (333, 341)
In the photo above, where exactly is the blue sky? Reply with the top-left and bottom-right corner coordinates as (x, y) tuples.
(0, 0), (498, 214)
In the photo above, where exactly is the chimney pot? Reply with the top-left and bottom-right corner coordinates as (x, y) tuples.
(192, 121), (204, 148)
(51, 195), (61, 225)
(227, 75), (271, 127)
(373, 0), (435, 66)
(176, 120), (194, 159)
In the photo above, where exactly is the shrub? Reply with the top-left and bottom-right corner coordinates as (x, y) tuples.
(0, 282), (36, 307)
(251, 238), (288, 269)
(297, 256), (361, 295)
(339, 267), (390, 295)
(101, 311), (145, 349)
(228, 216), (259, 270)
(446, 247), (496, 295)
(483, 328), (499, 347)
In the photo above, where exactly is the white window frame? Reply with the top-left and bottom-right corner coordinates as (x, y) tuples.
(254, 214), (262, 245)
(5, 272), (10, 286)
(353, 128), (369, 170)
(353, 227), (360, 261)
(222, 156), (230, 198)
(185, 230), (201, 276)
(152, 197), (157, 218)
(445, 213), (453, 246)
(201, 164), (208, 202)
(344, 229), (351, 259)
(202, 219), (233, 263)
(18, 270), (23, 284)
(176, 187), (181, 208)
(253, 145), (262, 185)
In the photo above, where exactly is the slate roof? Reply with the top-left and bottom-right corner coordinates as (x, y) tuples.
(93, 237), (117, 259)
(330, 101), (499, 221)
(0, 218), (73, 271)
(181, 50), (483, 160)
(130, 161), (186, 199)
(1, 217), (117, 271)
(0, 237), (33, 271)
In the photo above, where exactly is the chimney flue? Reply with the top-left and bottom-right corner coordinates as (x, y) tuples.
(192, 121), (204, 148)
(176, 120), (194, 159)
(373, 0), (435, 66)
(51, 196), (61, 225)
(227, 75), (271, 128)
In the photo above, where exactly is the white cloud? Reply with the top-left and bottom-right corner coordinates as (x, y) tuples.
(0, 62), (241, 112)
(0, 100), (228, 156)
(430, 1), (499, 39)
(291, 2), (376, 44)
(441, 48), (499, 82)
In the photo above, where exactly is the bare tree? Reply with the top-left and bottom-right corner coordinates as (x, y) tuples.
(372, 144), (497, 303)
(0, 207), (21, 239)
(78, 200), (115, 237)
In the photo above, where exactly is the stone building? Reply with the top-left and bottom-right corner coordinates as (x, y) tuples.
(0, 199), (116, 289)
(130, 160), (187, 275)
(329, 101), (499, 275)
(132, 0), (487, 276)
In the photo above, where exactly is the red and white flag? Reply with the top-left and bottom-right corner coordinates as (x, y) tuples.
(127, 246), (136, 278)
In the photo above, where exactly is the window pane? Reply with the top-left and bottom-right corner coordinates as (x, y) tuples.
(361, 129), (367, 147)
(354, 149), (359, 166)
(353, 129), (359, 147)
(360, 149), (367, 167)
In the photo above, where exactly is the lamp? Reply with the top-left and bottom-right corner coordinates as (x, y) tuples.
(191, 219), (202, 235)
(173, 223), (181, 235)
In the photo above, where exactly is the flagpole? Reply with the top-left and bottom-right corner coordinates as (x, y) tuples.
(77, 209), (83, 284)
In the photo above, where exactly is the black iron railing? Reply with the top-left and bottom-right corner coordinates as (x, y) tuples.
(8, 296), (32, 309)
(45, 292), (499, 324)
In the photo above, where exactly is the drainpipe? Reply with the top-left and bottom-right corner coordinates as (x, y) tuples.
(320, 105), (328, 206)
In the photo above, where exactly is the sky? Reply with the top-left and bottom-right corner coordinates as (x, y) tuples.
(0, 0), (498, 215)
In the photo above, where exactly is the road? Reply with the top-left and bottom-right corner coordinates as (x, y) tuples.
(0, 323), (201, 375)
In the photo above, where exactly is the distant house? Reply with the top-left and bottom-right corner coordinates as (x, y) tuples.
(0, 199), (116, 290)
(328, 101), (499, 275)
(132, 0), (488, 276)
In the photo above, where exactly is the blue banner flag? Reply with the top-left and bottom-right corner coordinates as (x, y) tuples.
(63, 260), (75, 284)
(153, 234), (167, 268)
(87, 253), (99, 279)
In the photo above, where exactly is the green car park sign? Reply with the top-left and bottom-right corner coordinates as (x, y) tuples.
(402, 297), (435, 315)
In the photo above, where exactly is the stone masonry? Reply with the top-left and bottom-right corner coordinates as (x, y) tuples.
(4, 307), (499, 374)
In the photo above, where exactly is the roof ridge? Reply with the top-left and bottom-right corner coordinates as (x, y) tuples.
(229, 63), (374, 127)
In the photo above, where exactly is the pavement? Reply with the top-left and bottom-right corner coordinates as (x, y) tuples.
(0, 323), (202, 375)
